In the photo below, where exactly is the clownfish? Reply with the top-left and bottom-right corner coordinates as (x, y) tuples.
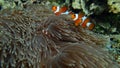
(52, 6), (70, 16)
(71, 13), (95, 30)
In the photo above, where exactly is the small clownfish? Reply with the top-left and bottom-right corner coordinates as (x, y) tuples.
(71, 13), (95, 30)
(52, 6), (70, 16)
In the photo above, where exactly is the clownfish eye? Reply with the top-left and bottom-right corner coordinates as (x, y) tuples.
(52, 6), (57, 11)
(71, 14), (76, 19)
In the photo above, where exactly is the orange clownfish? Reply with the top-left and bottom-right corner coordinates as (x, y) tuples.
(52, 6), (70, 16)
(71, 13), (95, 30)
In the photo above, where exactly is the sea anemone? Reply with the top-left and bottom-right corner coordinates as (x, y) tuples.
(0, 4), (120, 68)
(38, 15), (120, 68)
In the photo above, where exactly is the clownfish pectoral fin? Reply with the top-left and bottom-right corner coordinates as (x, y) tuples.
(75, 22), (79, 26)
(55, 12), (61, 16)
(74, 19), (82, 26)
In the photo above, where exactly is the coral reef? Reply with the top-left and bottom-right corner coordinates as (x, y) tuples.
(72, 0), (81, 9)
(71, 0), (107, 15)
(0, 3), (120, 68)
(93, 12), (120, 34)
(108, 35), (120, 63)
(0, 0), (48, 10)
(108, 0), (120, 13)
(0, 0), (16, 10)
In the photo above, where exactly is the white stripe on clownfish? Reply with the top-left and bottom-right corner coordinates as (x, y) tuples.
(73, 14), (79, 21)
(86, 22), (92, 27)
(82, 16), (87, 22)
(54, 6), (60, 13)
(80, 16), (87, 25)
